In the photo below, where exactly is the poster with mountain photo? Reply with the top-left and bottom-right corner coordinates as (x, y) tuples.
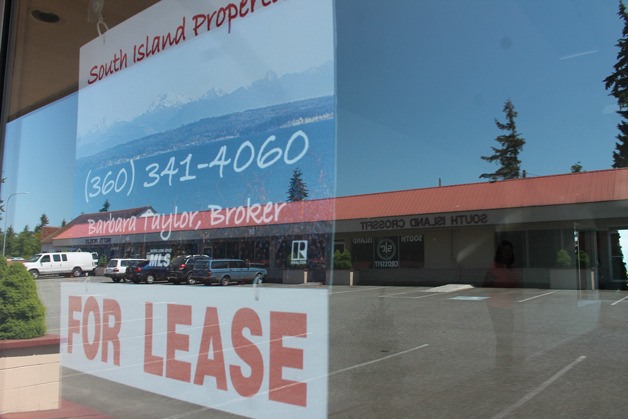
(75, 0), (335, 219)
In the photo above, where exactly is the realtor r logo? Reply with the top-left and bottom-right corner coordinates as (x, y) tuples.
(291, 240), (308, 264)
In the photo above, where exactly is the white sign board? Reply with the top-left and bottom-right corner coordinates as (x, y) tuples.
(61, 283), (328, 418)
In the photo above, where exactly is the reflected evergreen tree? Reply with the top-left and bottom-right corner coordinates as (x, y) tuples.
(571, 162), (583, 173)
(287, 168), (309, 202)
(2, 226), (15, 256)
(34, 213), (49, 236)
(100, 199), (110, 212)
(480, 99), (526, 181)
(605, 1), (628, 168)
(14, 226), (39, 258)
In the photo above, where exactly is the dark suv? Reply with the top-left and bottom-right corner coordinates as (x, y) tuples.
(126, 260), (170, 284)
(169, 255), (210, 285)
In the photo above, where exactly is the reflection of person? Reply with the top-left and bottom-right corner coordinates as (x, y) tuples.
(483, 240), (523, 369)
(483, 240), (518, 288)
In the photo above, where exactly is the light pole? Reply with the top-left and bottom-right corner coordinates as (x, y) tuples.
(2, 192), (29, 256)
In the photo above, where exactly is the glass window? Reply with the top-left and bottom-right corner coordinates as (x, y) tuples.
(610, 228), (628, 281)
(527, 229), (575, 268)
(212, 260), (228, 270)
(193, 260), (209, 270)
(351, 236), (374, 269)
(4, 2), (628, 418)
(399, 234), (425, 268)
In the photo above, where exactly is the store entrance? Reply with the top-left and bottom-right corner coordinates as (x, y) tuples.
(609, 229), (628, 285)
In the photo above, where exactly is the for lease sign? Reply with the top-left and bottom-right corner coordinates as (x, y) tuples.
(60, 283), (328, 418)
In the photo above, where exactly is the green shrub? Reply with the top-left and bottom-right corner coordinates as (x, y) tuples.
(555, 249), (572, 267)
(333, 249), (353, 270)
(98, 253), (109, 267)
(0, 257), (47, 340)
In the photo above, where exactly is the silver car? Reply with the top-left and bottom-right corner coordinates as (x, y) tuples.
(104, 258), (148, 282)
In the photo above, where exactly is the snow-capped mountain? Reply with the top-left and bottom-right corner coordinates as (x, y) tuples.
(147, 92), (193, 113)
(76, 61), (333, 159)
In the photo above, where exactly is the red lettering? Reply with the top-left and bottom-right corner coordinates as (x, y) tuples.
(269, 312), (307, 407)
(150, 36), (162, 57)
(166, 304), (192, 383)
(216, 7), (227, 28)
(68, 292), (316, 408)
(191, 0), (283, 38)
(226, 4), (238, 33)
(160, 17), (186, 49)
(101, 299), (122, 366)
(67, 296), (122, 365)
(87, 66), (99, 85)
(86, 49), (127, 85)
(67, 296), (82, 353)
(144, 302), (164, 376)
(192, 14), (207, 36)
(82, 297), (101, 361)
(191, 11), (218, 35)
(194, 307), (227, 390)
(230, 308), (264, 397)
(135, 42), (145, 62)
(240, 0), (250, 17)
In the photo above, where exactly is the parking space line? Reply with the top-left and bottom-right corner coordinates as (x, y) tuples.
(160, 344), (431, 418)
(328, 344), (430, 377)
(611, 295), (628, 306)
(491, 356), (586, 419)
(330, 287), (386, 295)
(517, 290), (560, 303)
(382, 289), (432, 297)
(379, 293), (441, 300)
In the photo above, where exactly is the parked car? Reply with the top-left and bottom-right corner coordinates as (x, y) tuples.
(125, 260), (170, 284)
(190, 259), (266, 286)
(105, 258), (147, 282)
(169, 254), (211, 285)
(24, 251), (98, 279)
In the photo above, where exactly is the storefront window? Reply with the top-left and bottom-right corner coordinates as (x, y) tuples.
(3, 1), (628, 418)
(399, 234), (425, 268)
(528, 229), (573, 268)
(351, 236), (374, 269)
(610, 228), (628, 281)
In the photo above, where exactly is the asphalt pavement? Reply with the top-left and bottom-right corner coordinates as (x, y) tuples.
(26, 276), (628, 418)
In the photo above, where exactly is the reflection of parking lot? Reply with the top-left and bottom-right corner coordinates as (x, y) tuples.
(36, 277), (628, 418)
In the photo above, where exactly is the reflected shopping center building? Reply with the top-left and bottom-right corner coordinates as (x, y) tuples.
(5, 1), (628, 417)
(49, 168), (628, 290)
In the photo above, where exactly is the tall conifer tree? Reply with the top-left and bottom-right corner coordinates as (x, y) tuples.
(34, 213), (49, 235)
(287, 168), (309, 202)
(605, 1), (628, 168)
(480, 99), (526, 181)
(100, 199), (111, 212)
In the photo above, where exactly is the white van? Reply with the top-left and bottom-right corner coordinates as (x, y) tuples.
(24, 252), (98, 279)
